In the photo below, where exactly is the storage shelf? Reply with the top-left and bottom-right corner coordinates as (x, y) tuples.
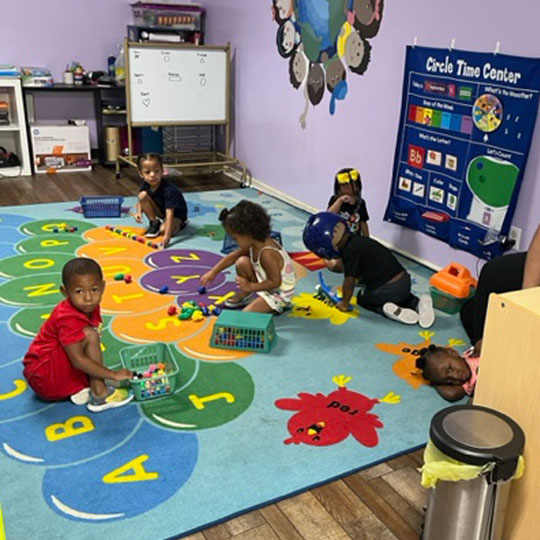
(0, 79), (31, 176)
(0, 123), (20, 131)
(0, 165), (25, 177)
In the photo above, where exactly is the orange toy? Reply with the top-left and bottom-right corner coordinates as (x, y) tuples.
(430, 263), (477, 299)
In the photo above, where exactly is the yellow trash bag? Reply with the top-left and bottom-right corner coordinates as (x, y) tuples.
(420, 439), (525, 489)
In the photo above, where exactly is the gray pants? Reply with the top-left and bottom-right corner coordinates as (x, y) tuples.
(357, 272), (418, 314)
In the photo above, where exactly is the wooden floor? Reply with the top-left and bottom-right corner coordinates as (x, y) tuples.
(0, 166), (428, 540)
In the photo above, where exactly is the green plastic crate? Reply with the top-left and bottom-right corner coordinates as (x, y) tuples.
(119, 343), (178, 400)
(210, 310), (277, 352)
(430, 286), (475, 314)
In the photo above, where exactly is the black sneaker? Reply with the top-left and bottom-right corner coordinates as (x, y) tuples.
(145, 219), (161, 238)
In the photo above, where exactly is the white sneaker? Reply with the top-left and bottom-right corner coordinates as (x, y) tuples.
(418, 294), (435, 328)
(70, 387), (90, 405)
(383, 302), (419, 325)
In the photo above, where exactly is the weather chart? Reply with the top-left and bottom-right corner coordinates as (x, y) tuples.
(384, 46), (540, 258)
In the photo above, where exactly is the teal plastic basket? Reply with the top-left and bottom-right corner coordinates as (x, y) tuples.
(120, 343), (178, 400)
(210, 310), (277, 352)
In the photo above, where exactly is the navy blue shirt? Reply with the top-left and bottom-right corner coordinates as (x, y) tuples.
(140, 178), (187, 221)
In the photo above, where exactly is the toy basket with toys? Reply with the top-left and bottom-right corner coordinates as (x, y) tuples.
(210, 310), (277, 352)
(120, 343), (178, 400)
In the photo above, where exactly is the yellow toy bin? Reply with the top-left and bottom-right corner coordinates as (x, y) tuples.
(429, 263), (477, 314)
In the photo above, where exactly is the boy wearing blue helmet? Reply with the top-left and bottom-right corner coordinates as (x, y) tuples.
(303, 212), (435, 327)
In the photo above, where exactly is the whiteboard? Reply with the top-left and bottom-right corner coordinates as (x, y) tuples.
(128, 45), (228, 124)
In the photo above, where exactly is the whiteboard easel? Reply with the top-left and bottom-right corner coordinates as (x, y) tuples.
(116, 41), (248, 185)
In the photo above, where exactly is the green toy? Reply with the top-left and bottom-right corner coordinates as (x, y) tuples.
(466, 156), (519, 231)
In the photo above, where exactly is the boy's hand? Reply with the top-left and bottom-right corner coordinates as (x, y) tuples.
(113, 368), (133, 381)
(200, 270), (216, 287)
(160, 236), (171, 249)
(134, 212), (143, 223)
(336, 300), (350, 312)
(236, 276), (253, 293)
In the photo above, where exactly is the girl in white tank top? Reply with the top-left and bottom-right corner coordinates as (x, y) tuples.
(199, 200), (297, 313)
(249, 242), (296, 313)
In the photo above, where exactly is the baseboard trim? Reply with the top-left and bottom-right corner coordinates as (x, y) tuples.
(225, 171), (441, 272)
(226, 169), (319, 214)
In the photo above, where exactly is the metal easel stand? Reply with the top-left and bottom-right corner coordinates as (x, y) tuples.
(116, 151), (250, 187)
(116, 41), (250, 187)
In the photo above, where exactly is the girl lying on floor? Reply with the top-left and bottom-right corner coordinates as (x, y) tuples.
(415, 344), (479, 402)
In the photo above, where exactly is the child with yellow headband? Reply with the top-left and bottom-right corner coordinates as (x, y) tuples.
(326, 167), (370, 272)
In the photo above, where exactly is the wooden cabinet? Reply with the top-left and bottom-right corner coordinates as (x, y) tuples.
(474, 287), (540, 539)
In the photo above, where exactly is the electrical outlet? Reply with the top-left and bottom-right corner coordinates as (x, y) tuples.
(509, 225), (522, 251)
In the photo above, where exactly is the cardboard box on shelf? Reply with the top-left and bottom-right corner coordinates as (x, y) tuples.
(30, 125), (91, 174)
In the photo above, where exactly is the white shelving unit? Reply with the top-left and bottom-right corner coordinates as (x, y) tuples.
(0, 78), (31, 176)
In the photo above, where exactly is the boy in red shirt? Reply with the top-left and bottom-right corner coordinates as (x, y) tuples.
(23, 258), (134, 412)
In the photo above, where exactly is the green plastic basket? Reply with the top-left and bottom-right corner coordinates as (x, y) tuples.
(120, 343), (178, 400)
(210, 310), (277, 352)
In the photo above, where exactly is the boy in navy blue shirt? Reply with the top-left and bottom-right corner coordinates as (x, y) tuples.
(134, 153), (188, 248)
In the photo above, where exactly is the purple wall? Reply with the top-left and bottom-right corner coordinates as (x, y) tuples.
(0, 0), (132, 147)
(0, 0), (131, 79)
(202, 0), (540, 272)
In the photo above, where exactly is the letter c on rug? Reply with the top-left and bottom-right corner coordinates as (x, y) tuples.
(0, 379), (27, 400)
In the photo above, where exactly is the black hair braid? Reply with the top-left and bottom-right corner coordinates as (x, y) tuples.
(218, 208), (230, 222)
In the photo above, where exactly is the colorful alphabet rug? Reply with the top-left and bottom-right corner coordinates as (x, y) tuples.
(0, 189), (469, 540)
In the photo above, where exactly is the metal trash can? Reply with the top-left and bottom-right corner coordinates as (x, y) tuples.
(422, 404), (524, 540)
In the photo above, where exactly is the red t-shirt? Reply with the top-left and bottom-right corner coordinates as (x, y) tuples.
(23, 299), (101, 400)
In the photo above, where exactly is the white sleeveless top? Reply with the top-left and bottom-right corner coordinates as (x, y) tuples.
(249, 242), (296, 313)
